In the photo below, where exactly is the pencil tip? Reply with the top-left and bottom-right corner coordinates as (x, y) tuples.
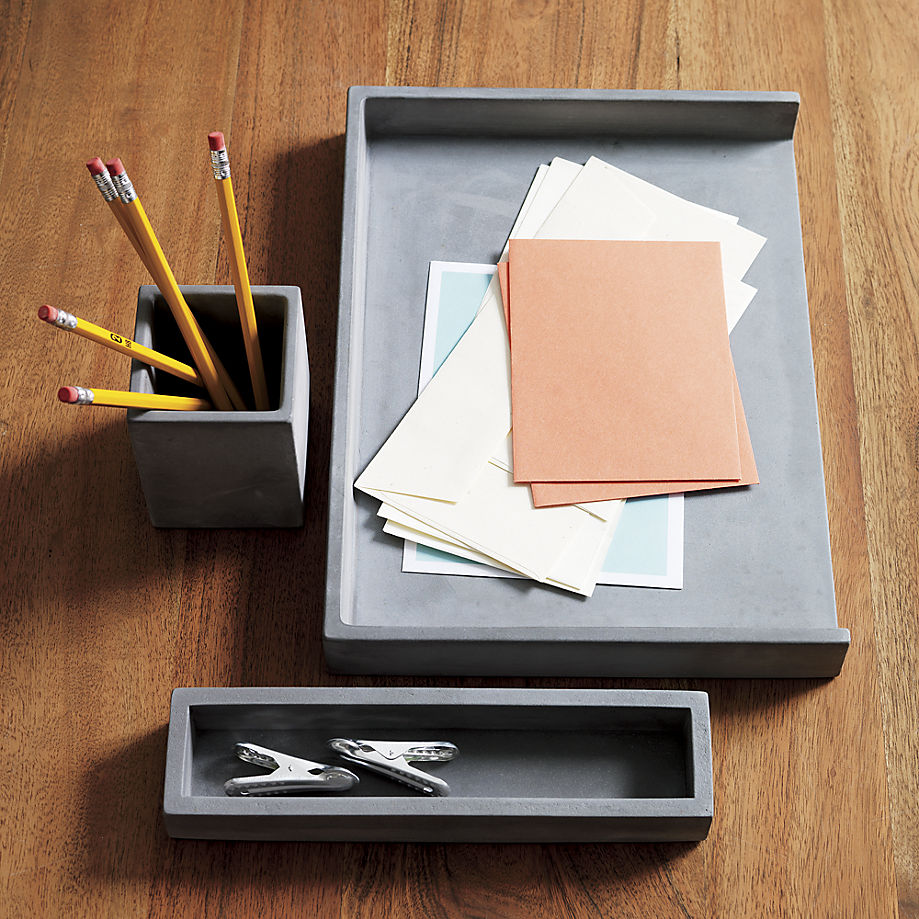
(38, 305), (57, 322)
(58, 386), (79, 403)
(106, 157), (125, 176)
(208, 131), (225, 152)
(86, 157), (106, 176)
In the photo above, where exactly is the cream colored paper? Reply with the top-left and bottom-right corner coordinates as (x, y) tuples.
(545, 157), (766, 279)
(539, 158), (761, 327)
(364, 462), (598, 581)
(354, 288), (511, 502)
(380, 494), (623, 596)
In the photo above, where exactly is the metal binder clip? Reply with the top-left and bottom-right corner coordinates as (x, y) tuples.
(223, 742), (360, 796)
(328, 738), (458, 796)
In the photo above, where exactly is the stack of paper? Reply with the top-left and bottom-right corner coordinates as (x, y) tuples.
(355, 156), (766, 597)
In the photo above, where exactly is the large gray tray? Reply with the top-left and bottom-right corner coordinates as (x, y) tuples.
(324, 87), (849, 678)
(163, 687), (712, 842)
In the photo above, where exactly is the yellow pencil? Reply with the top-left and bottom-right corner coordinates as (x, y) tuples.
(90, 156), (247, 409)
(208, 132), (270, 411)
(39, 304), (203, 386)
(86, 158), (148, 265)
(58, 385), (211, 411)
(106, 158), (233, 411)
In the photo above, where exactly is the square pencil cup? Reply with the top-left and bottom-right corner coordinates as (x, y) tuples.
(127, 285), (309, 527)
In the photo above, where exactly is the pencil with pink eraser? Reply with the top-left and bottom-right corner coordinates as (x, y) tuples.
(38, 304), (202, 386)
(208, 131), (270, 411)
(57, 385), (210, 411)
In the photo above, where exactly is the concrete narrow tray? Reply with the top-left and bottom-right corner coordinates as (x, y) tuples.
(164, 687), (713, 842)
(325, 87), (849, 677)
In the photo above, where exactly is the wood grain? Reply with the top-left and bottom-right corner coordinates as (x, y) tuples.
(0, 0), (911, 915)
(822, 0), (919, 915)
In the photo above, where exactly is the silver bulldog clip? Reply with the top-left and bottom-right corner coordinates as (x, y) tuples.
(328, 738), (458, 796)
(223, 742), (360, 796)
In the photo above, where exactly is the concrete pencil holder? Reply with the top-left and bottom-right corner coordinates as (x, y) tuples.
(127, 285), (309, 528)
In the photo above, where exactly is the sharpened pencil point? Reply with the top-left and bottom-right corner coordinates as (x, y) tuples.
(106, 157), (125, 176)
(58, 386), (80, 403)
(38, 305), (58, 322)
(207, 131), (225, 151)
(86, 157), (106, 176)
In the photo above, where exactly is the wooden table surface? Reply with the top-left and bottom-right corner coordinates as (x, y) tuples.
(1, 0), (916, 916)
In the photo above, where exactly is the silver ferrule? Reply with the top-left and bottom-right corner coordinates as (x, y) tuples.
(53, 308), (78, 330)
(73, 386), (94, 404)
(111, 170), (137, 203)
(210, 147), (230, 180)
(92, 171), (119, 203)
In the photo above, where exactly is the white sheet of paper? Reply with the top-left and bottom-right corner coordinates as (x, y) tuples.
(381, 494), (622, 596)
(545, 157), (766, 280)
(724, 276), (757, 333)
(363, 462), (592, 582)
(501, 158), (583, 255)
(384, 518), (610, 597)
(536, 162), (656, 241)
(537, 158), (761, 328)
(354, 286), (511, 502)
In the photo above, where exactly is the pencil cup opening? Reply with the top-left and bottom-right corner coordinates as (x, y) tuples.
(138, 288), (285, 411)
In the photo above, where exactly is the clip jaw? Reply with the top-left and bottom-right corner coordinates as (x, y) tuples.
(328, 739), (458, 796)
(224, 742), (360, 796)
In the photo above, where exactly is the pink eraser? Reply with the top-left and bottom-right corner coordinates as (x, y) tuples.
(38, 305), (58, 322)
(106, 157), (125, 175)
(207, 131), (225, 151)
(58, 386), (79, 403)
(86, 157), (106, 176)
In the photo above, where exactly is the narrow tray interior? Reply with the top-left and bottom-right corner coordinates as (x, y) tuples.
(337, 96), (837, 633)
(186, 703), (695, 800)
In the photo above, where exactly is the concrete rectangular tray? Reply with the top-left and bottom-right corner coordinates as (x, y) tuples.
(163, 687), (713, 842)
(325, 87), (849, 677)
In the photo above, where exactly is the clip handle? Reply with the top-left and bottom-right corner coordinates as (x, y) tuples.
(224, 768), (357, 797)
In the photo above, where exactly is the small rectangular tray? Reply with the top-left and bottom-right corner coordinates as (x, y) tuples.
(324, 87), (849, 678)
(163, 687), (713, 842)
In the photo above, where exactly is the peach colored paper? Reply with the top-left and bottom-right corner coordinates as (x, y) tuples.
(497, 255), (757, 504)
(530, 371), (757, 504)
(508, 239), (742, 483)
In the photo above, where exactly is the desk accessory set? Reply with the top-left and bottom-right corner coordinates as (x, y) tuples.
(41, 87), (845, 844)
